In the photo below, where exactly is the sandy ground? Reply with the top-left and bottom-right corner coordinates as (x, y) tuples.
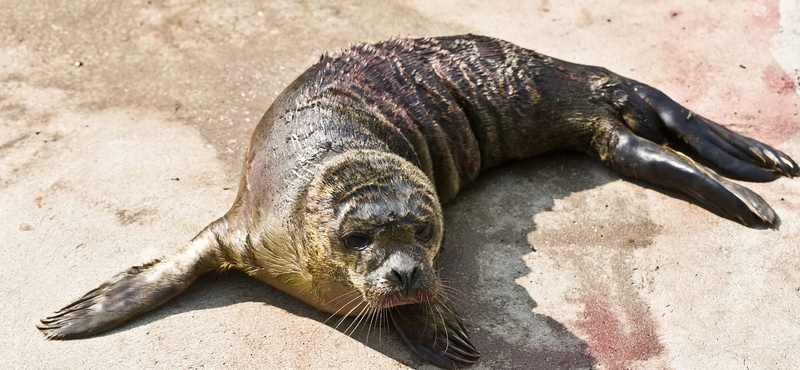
(2, 1), (799, 369)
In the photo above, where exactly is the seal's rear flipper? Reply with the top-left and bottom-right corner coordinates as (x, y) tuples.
(37, 225), (224, 340)
(595, 122), (777, 226)
(622, 78), (800, 181)
(390, 302), (480, 369)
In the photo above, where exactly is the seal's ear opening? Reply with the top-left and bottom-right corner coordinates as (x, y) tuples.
(389, 301), (480, 369)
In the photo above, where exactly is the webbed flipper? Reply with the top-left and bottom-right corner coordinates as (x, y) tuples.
(623, 78), (799, 181)
(390, 302), (480, 369)
(38, 226), (224, 339)
(596, 123), (777, 225)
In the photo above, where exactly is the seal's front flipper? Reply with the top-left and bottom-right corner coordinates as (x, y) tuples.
(37, 226), (223, 340)
(390, 302), (480, 369)
(595, 122), (777, 226)
(624, 79), (800, 181)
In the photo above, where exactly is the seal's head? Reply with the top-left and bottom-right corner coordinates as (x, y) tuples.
(276, 148), (477, 367)
(301, 150), (444, 315)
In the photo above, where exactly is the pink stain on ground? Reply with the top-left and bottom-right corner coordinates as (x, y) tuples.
(575, 294), (665, 370)
(749, 0), (781, 29)
(748, 66), (800, 144)
(753, 63), (800, 143)
(650, 0), (800, 145)
(740, 0), (799, 144)
(762, 64), (798, 96)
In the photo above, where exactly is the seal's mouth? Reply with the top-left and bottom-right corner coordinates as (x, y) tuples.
(380, 288), (435, 309)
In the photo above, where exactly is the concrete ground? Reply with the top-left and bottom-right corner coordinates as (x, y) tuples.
(2, 0), (799, 369)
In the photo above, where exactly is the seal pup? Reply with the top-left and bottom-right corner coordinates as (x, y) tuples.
(38, 35), (798, 369)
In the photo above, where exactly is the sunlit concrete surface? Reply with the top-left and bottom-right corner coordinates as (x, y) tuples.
(2, 1), (798, 369)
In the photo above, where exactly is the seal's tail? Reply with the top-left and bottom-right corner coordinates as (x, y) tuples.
(37, 221), (226, 340)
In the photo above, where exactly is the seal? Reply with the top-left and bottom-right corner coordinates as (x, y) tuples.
(38, 35), (798, 369)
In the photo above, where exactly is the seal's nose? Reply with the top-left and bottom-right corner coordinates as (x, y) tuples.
(388, 266), (420, 296)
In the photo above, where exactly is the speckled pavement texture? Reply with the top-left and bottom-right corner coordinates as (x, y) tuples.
(2, 1), (799, 369)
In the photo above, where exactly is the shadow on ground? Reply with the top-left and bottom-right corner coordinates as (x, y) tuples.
(94, 153), (611, 369)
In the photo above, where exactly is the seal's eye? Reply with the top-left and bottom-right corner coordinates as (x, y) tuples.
(344, 232), (371, 251)
(415, 224), (433, 243)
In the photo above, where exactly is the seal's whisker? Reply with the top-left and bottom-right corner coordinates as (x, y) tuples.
(439, 280), (474, 300)
(374, 309), (383, 349)
(315, 292), (365, 347)
(323, 292), (358, 323)
(438, 288), (469, 306)
(439, 284), (480, 318)
(431, 299), (450, 354)
(364, 306), (377, 345)
(368, 306), (383, 345)
(440, 285), (489, 324)
(379, 308), (387, 350)
(439, 288), (468, 301)
(344, 303), (371, 337)
(438, 293), (475, 337)
(372, 307), (383, 345)
(332, 297), (368, 332)
(422, 300), (432, 337)
(437, 278), (476, 302)
(323, 291), (363, 326)
(324, 290), (361, 306)
(341, 307), (364, 337)
(430, 300), (444, 346)
(354, 305), (375, 338)
(423, 300), (440, 349)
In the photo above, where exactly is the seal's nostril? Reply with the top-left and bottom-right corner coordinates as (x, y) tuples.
(410, 267), (420, 287)
(389, 267), (421, 293)
(390, 269), (406, 288)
